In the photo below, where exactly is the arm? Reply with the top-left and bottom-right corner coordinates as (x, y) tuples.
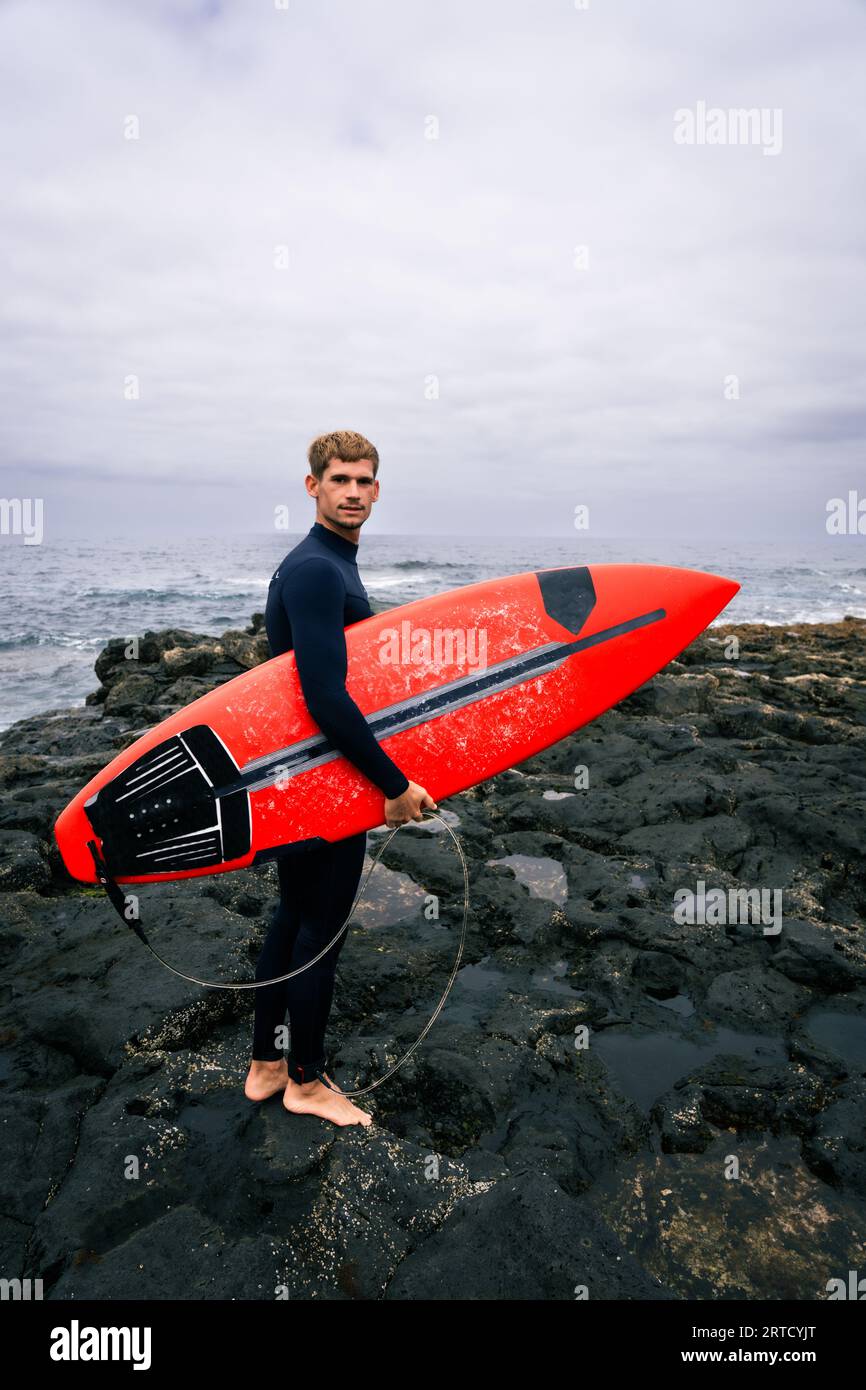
(281, 557), (410, 798)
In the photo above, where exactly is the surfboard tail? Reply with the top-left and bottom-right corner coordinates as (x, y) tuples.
(55, 724), (252, 883)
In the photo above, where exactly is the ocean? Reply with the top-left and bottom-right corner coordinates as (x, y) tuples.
(1, 532), (864, 734)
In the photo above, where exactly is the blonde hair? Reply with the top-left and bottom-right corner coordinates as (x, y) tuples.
(307, 430), (379, 481)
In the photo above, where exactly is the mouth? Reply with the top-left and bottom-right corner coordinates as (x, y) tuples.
(340, 507), (362, 513)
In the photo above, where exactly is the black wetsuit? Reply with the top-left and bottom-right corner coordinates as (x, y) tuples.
(251, 521), (409, 1085)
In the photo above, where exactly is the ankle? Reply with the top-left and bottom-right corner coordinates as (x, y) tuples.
(252, 1057), (286, 1070)
(287, 1075), (321, 1092)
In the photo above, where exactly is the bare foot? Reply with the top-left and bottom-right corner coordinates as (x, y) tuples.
(283, 1072), (372, 1127)
(245, 1058), (289, 1101)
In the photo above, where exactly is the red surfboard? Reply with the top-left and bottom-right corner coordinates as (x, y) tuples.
(53, 564), (739, 885)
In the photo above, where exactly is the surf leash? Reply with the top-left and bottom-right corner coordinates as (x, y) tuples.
(86, 809), (469, 1098)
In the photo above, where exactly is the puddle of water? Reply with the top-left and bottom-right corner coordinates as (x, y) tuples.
(531, 974), (583, 998)
(351, 858), (428, 927)
(653, 994), (696, 1018)
(591, 1024), (786, 1114)
(455, 961), (506, 992)
(592, 1134), (866, 1300)
(486, 854), (568, 905)
(802, 1009), (866, 1072)
(444, 960), (508, 1026)
(531, 960), (584, 997)
(542, 790), (575, 800)
(628, 873), (651, 889)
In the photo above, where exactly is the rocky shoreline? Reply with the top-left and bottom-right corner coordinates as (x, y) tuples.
(1, 610), (865, 1300)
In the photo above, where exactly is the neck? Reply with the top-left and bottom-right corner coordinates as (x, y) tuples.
(315, 515), (360, 546)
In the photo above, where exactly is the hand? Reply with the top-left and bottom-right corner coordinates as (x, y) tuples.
(384, 781), (438, 829)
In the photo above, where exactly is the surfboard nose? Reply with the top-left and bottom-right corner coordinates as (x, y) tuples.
(682, 569), (740, 626)
(535, 563), (739, 640)
(619, 564), (740, 662)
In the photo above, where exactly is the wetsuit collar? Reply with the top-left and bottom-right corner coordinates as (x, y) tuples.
(309, 520), (360, 564)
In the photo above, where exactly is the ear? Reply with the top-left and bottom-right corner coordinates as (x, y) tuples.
(304, 474), (318, 498)
(372, 478), (380, 501)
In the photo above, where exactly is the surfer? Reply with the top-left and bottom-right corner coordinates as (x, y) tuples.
(245, 430), (437, 1126)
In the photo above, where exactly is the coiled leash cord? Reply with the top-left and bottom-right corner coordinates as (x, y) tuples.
(87, 809), (469, 1098)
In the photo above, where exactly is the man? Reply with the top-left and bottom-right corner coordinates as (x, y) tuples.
(244, 430), (437, 1127)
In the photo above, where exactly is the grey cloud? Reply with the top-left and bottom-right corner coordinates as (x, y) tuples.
(0, 0), (864, 540)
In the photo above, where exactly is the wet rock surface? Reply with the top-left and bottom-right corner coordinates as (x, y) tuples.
(0, 613), (864, 1299)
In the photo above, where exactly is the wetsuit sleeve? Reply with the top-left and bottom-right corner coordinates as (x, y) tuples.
(281, 557), (410, 799)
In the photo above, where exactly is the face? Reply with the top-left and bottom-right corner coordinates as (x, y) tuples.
(307, 457), (379, 534)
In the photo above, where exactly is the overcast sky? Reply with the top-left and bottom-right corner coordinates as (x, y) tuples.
(1, 0), (864, 541)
